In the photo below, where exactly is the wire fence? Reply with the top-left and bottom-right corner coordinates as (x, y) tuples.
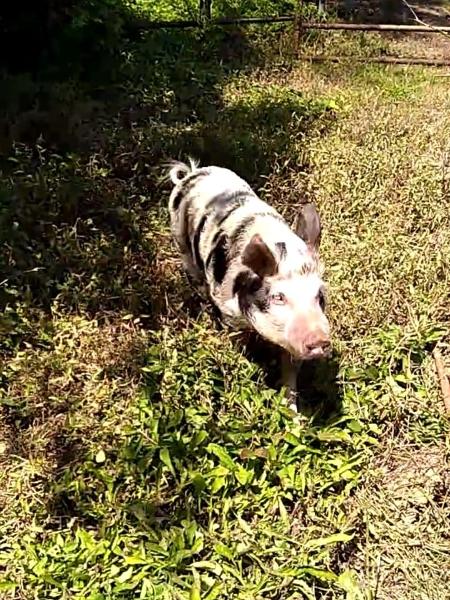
(137, 1), (450, 67)
(144, 1), (426, 24)
(141, 1), (449, 32)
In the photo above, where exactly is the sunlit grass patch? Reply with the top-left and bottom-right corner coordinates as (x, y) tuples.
(2, 311), (448, 598)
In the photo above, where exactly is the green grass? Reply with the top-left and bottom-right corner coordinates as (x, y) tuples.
(1, 11), (450, 600)
(137, 0), (310, 21)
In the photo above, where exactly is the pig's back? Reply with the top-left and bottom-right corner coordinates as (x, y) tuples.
(168, 164), (307, 323)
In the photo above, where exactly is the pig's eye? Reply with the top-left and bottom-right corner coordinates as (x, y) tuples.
(317, 289), (326, 310)
(270, 292), (287, 305)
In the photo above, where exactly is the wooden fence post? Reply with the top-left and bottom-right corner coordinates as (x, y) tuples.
(317, 0), (326, 13)
(199, 0), (212, 21)
(294, 0), (304, 58)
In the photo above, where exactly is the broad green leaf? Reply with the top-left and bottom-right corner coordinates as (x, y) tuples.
(317, 429), (352, 443)
(208, 466), (229, 477)
(191, 561), (222, 575)
(117, 567), (134, 583)
(235, 465), (252, 486)
(211, 477), (226, 493)
(125, 555), (147, 565)
(236, 515), (253, 536)
(214, 543), (234, 560)
(159, 448), (175, 475)
(284, 432), (300, 445)
(191, 473), (207, 493)
(278, 498), (289, 525)
(190, 569), (201, 600)
(337, 570), (364, 598)
(305, 532), (354, 549)
(204, 583), (224, 600)
(207, 443), (235, 470)
(347, 420), (363, 433)
(191, 430), (208, 448)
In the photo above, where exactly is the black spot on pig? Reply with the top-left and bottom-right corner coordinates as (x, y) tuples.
(171, 189), (185, 211)
(233, 270), (261, 314)
(192, 214), (208, 271)
(210, 232), (230, 284)
(232, 270), (270, 315)
(214, 191), (252, 226)
(172, 171), (206, 210)
(318, 288), (326, 311)
(254, 287), (270, 313)
(229, 215), (256, 249)
(275, 241), (287, 260)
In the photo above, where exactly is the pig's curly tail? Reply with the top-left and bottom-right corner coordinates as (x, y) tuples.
(167, 157), (199, 184)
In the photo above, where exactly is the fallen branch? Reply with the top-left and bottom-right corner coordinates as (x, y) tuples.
(301, 22), (450, 33)
(433, 348), (450, 415)
(401, 0), (450, 40)
(299, 55), (450, 67)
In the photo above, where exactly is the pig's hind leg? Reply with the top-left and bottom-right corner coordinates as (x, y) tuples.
(179, 252), (209, 298)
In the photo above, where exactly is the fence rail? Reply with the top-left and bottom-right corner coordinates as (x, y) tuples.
(130, 16), (450, 34)
(127, 7), (450, 69)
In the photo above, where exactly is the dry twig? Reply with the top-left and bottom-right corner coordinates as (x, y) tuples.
(299, 55), (450, 66)
(433, 348), (450, 415)
(401, 0), (450, 40)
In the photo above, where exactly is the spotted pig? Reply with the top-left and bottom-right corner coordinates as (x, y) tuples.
(167, 159), (331, 410)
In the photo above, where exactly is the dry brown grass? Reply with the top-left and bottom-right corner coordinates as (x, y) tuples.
(310, 80), (450, 340)
(290, 62), (450, 600)
(348, 442), (450, 599)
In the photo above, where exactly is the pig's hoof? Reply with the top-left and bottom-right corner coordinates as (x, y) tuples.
(284, 390), (298, 413)
(287, 412), (306, 432)
(288, 401), (299, 415)
(283, 391), (307, 430)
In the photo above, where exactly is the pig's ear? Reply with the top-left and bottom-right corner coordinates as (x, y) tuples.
(294, 202), (321, 250)
(242, 234), (277, 278)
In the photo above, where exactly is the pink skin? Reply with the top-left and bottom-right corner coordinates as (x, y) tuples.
(263, 272), (331, 361)
(285, 311), (331, 360)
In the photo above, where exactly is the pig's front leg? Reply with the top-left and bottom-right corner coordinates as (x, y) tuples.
(281, 351), (301, 413)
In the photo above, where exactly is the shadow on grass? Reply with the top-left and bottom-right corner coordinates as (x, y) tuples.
(297, 355), (343, 421)
(0, 8), (341, 568)
(0, 22), (335, 328)
(0, 23), (255, 316)
(235, 331), (343, 421)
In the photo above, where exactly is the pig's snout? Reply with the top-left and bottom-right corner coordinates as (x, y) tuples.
(305, 335), (331, 358)
(287, 316), (331, 360)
